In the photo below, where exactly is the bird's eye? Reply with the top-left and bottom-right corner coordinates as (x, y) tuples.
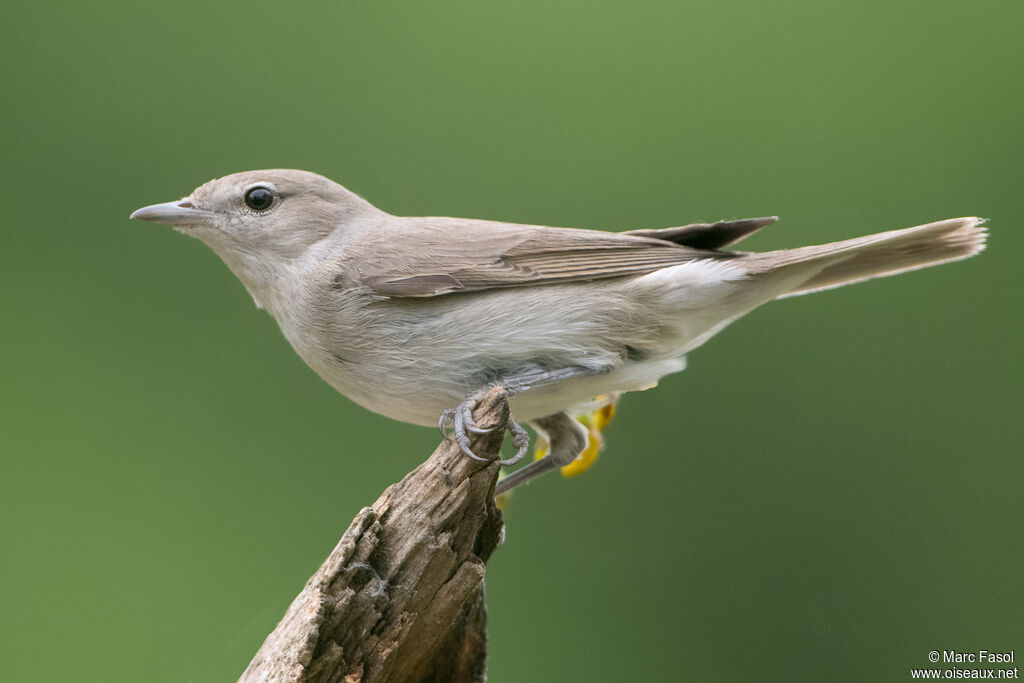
(244, 186), (275, 212)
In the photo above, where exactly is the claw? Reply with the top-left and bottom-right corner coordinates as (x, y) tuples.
(459, 400), (493, 434)
(438, 408), (455, 439)
(499, 416), (530, 466)
(447, 398), (492, 462)
(441, 396), (532, 465)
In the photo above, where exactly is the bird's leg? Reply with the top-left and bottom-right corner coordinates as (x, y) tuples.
(439, 394), (531, 466)
(495, 412), (589, 495)
(440, 364), (598, 475)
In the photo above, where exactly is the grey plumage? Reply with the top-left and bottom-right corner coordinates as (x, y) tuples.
(131, 169), (986, 492)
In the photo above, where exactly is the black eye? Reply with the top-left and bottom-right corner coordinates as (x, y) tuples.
(244, 186), (275, 211)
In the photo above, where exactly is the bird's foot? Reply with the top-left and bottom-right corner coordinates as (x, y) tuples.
(439, 397), (530, 466)
(541, 396), (618, 478)
(495, 396), (619, 496)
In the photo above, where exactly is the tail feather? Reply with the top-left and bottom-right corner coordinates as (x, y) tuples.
(740, 217), (987, 298)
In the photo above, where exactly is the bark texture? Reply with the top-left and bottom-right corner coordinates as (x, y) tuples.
(239, 388), (508, 683)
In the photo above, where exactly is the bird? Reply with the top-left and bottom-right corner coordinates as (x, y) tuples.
(131, 169), (986, 494)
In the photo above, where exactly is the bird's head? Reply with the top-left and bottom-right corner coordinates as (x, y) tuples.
(131, 169), (375, 257)
(131, 169), (377, 307)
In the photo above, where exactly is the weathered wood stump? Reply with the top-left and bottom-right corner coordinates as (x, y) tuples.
(240, 388), (509, 683)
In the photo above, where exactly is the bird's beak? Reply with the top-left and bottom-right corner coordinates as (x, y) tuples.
(130, 200), (213, 226)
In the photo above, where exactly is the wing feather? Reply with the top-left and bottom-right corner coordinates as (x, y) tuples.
(356, 217), (738, 297)
(623, 216), (777, 249)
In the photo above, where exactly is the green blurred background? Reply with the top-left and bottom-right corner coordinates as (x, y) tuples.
(2, 2), (1021, 681)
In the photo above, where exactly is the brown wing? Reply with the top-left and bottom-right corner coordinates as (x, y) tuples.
(356, 217), (741, 298)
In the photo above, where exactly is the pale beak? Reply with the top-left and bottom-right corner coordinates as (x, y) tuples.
(130, 200), (213, 226)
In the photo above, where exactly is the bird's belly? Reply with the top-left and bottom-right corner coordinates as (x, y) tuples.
(296, 345), (463, 427)
(295, 327), (687, 427)
(328, 351), (686, 428)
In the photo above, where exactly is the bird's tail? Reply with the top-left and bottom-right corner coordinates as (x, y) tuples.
(741, 217), (987, 298)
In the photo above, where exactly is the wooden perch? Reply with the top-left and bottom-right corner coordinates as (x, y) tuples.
(239, 387), (509, 683)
